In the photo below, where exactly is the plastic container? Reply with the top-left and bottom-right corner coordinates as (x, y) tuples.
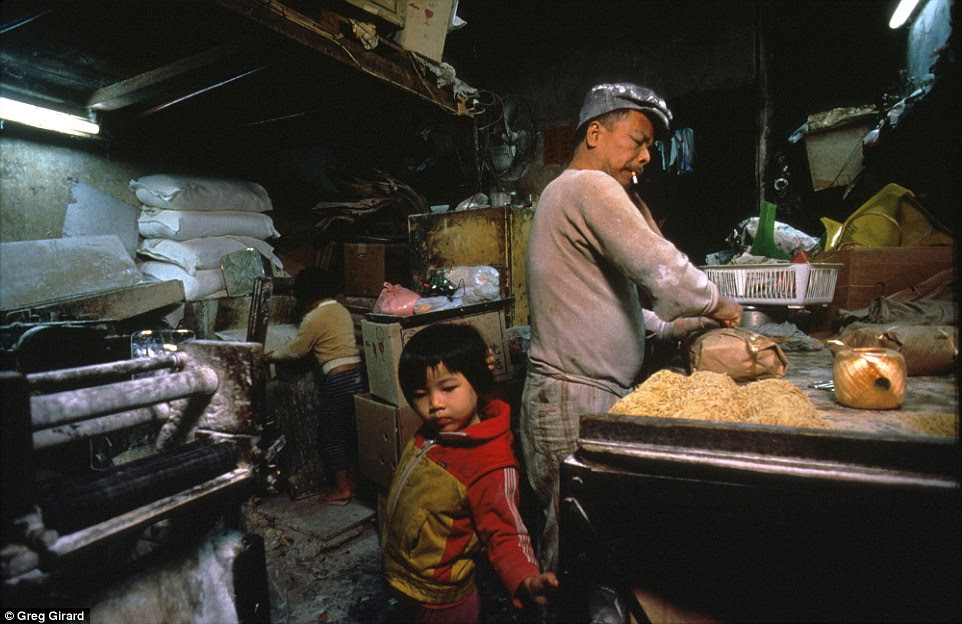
(701, 263), (842, 305)
(750, 201), (791, 260)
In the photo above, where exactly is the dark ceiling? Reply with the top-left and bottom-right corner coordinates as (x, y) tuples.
(0, 0), (440, 146)
(4, 0), (952, 237)
(1, 0), (909, 145)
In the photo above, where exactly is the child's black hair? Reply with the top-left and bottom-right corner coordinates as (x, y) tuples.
(398, 323), (493, 407)
(294, 267), (339, 315)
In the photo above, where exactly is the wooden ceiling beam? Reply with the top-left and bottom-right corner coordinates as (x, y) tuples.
(212, 0), (461, 114)
(85, 44), (239, 111)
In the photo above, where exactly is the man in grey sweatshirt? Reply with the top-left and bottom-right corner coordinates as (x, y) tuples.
(520, 83), (743, 574)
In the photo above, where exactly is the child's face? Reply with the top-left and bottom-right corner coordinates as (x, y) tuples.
(410, 363), (481, 433)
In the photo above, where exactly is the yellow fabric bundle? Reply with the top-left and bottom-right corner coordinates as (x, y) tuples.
(821, 183), (953, 250)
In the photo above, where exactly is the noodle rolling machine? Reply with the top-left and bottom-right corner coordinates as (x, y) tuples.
(1, 339), (273, 619)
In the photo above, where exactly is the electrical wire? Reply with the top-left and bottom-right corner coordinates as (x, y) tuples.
(405, 50), (438, 100)
(475, 90), (506, 131)
(237, 107), (326, 127)
(138, 66), (264, 118)
(0, 7), (52, 34)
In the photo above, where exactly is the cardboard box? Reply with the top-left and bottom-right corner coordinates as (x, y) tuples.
(376, 486), (389, 540)
(343, 243), (409, 297)
(804, 122), (873, 191)
(361, 303), (513, 406)
(354, 393), (422, 490)
(342, 0), (406, 28)
(392, 0), (457, 63)
(813, 246), (955, 310)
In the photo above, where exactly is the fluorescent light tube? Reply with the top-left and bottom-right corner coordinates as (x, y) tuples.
(0, 96), (99, 136)
(889, 0), (920, 28)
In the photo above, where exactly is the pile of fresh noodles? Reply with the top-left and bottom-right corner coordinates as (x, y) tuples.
(610, 369), (832, 429)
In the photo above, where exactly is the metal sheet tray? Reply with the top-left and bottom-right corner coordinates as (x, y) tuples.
(560, 413), (961, 622)
(576, 411), (959, 485)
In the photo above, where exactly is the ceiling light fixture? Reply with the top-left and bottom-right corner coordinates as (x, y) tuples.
(0, 96), (99, 136)
(889, 0), (921, 28)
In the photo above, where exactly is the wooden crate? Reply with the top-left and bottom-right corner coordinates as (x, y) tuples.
(809, 245), (955, 335)
(813, 246), (954, 310)
(343, 242), (410, 297)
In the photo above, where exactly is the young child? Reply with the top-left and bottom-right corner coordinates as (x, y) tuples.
(382, 323), (558, 623)
(266, 267), (367, 504)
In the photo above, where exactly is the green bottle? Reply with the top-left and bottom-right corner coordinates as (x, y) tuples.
(750, 201), (791, 260)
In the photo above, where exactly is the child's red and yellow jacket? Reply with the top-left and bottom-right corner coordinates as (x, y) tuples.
(381, 398), (540, 607)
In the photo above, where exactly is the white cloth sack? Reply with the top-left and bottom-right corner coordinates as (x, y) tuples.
(130, 174), (273, 213)
(138, 236), (284, 275)
(138, 260), (226, 301)
(138, 207), (280, 241)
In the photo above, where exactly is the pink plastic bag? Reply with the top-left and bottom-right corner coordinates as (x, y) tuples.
(372, 282), (419, 316)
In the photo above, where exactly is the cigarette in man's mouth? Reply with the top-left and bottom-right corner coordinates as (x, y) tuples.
(631, 173), (639, 185)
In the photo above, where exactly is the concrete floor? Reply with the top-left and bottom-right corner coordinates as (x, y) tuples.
(245, 488), (539, 624)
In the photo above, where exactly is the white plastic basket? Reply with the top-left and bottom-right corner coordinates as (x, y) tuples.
(701, 263), (842, 306)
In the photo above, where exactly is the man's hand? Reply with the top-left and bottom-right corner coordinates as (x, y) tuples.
(669, 317), (721, 340)
(707, 295), (743, 328)
(518, 572), (560, 607)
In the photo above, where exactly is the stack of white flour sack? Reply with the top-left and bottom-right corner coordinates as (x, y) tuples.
(131, 174), (284, 300)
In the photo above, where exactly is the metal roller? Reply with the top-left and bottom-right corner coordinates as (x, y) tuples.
(1, 339), (265, 605)
(30, 367), (219, 430)
(46, 467), (253, 559)
(38, 441), (238, 534)
(32, 404), (172, 450)
(25, 353), (188, 391)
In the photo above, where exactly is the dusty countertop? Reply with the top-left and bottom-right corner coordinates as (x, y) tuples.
(784, 348), (958, 439)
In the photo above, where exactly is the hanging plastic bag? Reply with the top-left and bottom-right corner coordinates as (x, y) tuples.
(733, 216), (821, 258)
(442, 266), (501, 303)
(372, 283), (420, 316)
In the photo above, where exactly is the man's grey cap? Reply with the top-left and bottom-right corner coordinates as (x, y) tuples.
(577, 83), (673, 138)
